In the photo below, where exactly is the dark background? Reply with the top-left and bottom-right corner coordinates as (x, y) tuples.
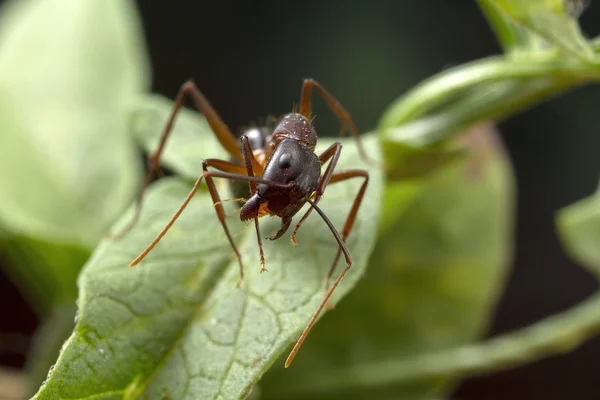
(2, 1), (600, 399)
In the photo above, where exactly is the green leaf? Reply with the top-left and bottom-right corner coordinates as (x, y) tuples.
(486, 0), (594, 61)
(33, 102), (384, 399)
(591, 39), (600, 59)
(0, 0), (149, 247)
(382, 138), (467, 181)
(557, 190), (600, 276)
(259, 123), (516, 399)
(0, 0), (149, 320)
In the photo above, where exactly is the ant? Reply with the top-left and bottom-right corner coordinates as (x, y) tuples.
(109, 78), (374, 368)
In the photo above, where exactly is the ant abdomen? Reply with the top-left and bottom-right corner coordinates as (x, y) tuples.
(229, 126), (272, 200)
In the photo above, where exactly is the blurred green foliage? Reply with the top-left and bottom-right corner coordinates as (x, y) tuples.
(0, 0), (597, 399)
(0, 0), (149, 304)
(0, 0), (149, 394)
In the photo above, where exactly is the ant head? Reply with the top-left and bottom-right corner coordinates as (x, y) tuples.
(271, 113), (317, 149)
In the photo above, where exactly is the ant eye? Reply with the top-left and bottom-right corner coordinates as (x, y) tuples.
(278, 153), (293, 169)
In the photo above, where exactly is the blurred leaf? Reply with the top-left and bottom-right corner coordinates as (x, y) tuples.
(33, 98), (384, 399)
(0, 0), (149, 314)
(382, 138), (467, 181)
(484, 0), (593, 60)
(0, 237), (88, 311)
(565, 0), (590, 18)
(592, 36), (600, 53)
(557, 191), (600, 276)
(0, 0), (151, 394)
(259, 123), (515, 399)
(0, 0), (148, 247)
(23, 302), (77, 398)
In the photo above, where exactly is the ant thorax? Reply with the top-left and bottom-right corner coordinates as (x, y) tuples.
(270, 113), (317, 150)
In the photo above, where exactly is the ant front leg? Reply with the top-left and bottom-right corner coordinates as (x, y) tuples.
(201, 160), (249, 287)
(285, 169), (368, 367)
(240, 134), (268, 273)
(285, 199), (353, 368)
(290, 141), (342, 246)
(129, 164), (292, 289)
(320, 170), (369, 294)
(108, 80), (244, 240)
(128, 158), (247, 285)
(298, 78), (377, 167)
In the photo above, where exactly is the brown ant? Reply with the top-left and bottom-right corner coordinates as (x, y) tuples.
(110, 79), (374, 368)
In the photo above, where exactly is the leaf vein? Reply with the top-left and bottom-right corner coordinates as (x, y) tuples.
(214, 291), (249, 399)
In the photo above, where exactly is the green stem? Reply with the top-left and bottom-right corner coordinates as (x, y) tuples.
(279, 292), (600, 396)
(379, 56), (600, 129)
(477, 0), (522, 53)
(383, 77), (574, 146)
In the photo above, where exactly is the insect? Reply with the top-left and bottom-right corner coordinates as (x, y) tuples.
(110, 78), (374, 368)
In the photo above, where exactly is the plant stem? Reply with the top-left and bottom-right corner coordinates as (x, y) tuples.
(384, 77), (576, 146)
(379, 56), (600, 129)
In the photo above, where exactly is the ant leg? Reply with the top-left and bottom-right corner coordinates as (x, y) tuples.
(290, 142), (342, 246)
(298, 78), (377, 167)
(285, 199), (352, 368)
(293, 165), (368, 309)
(108, 80), (244, 240)
(129, 159), (245, 282)
(240, 135), (267, 273)
(205, 170), (292, 284)
(129, 166), (291, 288)
(320, 170), (369, 294)
(201, 160), (247, 287)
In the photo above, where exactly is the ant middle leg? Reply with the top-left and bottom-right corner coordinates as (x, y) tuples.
(108, 80), (244, 240)
(128, 158), (247, 285)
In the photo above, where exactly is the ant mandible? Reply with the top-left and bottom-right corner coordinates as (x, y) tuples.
(110, 78), (375, 368)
